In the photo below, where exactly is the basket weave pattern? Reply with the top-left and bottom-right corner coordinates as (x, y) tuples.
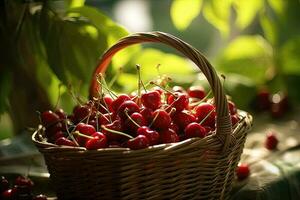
(32, 32), (252, 200)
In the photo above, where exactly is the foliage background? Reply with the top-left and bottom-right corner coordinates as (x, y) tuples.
(0, 0), (299, 139)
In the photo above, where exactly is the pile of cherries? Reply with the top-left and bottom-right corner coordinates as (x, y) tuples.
(0, 175), (47, 200)
(39, 73), (240, 150)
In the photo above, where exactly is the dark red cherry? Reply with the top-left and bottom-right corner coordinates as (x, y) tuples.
(101, 120), (125, 141)
(236, 163), (250, 180)
(125, 112), (146, 133)
(151, 110), (171, 130)
(55, 137), (76, 147)
(33, 194), (48, 200)
(45, 122), (63, 138)
(15, 176), (34, 188)
(85, 132), (107, 150)
(256, 88), (271, 111)
(41, 110), (60, 126)
(184, 122), (207, 139)
(265, 132), (278, 150)
(169, 123), (179, 134)
(0, 176), (9, 193)
(172, 110), (197, 130)
(127, 135), (149, 150)
(167, 92), (189, 112)
(73, 105), (91, 123)
(75, 123), (96, 145)
(137, 126), (160, 146)
(55, 108), (67, 120)
(231, 115), (239, 126)
(160, 128), (179, 144)
(110, 94), (131, 112)
(140, 107), (153, 125)
(193, 103), (216, 127)
(1, 189), (12, 200)
(187, 86), (206, 99)
(228, 101), (237, 115)
(141, 91), (162, 110)
(117, 100), (140, 120)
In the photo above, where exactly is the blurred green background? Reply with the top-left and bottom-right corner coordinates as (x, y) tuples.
(1, 0), (300, 139)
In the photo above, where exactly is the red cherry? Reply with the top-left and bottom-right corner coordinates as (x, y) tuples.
(73, 105), (91, 123)
(187, 86), (206, 99)
(85, 132), (107, 150)
(153, 86), (164, 95)
(172, 86), (186, 93)
(140, 107), (153, 125)
(110, 94), (131, 112)
(101, 120), (125, 141)
(184, 122), (207, 139)
(33, 194), (48, 200)
(265, 132), (278, 150)
(256, 89), (271, 111)
(125, 112), (146, 133)
(172, 110), (197, 130)
(55, 108), (67, 120)
(127, 135), (149, 150)
(41, 110), (60, 126)
(88, 120), (97, 129)
(137, 126), (160, 145)
(151, 110), (171, 130)
(15, 176), (34, 188)
(52, 131), (66, 142)
(160, 128), (179, 143)
(231, 115), (239, 126)
(167, 92), (189, 112)
(75, 123), (96, 145)
(141, 91), (162, 110)
(55, 137), (77, 147)
(236, 163), (250, 180)
(1, 189), (12, 200)
(193, 103), (216, 127)
(117, 100), (140, 120)
(228, 101), (237, 115)
(169, 123), (179, 133)
(0, 176), (9, 193)
(45, 122), (63, 138)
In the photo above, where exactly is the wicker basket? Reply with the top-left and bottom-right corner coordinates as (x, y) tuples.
(32, 32), (253, 200)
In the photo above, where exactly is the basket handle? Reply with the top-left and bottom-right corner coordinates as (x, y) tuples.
(89, 31), (232, 151)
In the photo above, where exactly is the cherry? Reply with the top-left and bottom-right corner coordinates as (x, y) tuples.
(117, 100), (140, 120)
(167, 92), (189, 112)
(97, 95), (114, 113)
(172, 85), (186, 93)
(52, 131), (66, 142)
(75, 123), (96, 145)
(55, 137), (77, 147)
(141, 91), (162, 110)
(172, 110), (197, 130)
(169, 123), (179, 134)
(187, 86), (206, 99)
(137, 126), (160, 146)
(160, 128), (179, 143)
(110, 94), (131, 112)
(41, 110), (60, 126)
(45, 122), (63, 138)
(88, 120), (97, 129)
(101, 120), (126, 141)
(55, 108), (67, 120)
(153, 86), (164, 95)
(184, 122), (207, 139)
(14, 176), (34, 188)
(33, 194), (48, 200)
(270, 93), (289, 118)
(85, 132), (107, 150)
(0, 176), (9, 193)
(236, 163), (250, 180)
(265, 132), (278, 150)
(140, 107), (153, 125)
(151, 110), (171, 130)
(1, 189), (12, 200)
(124, 112), (146, 133)
(256, 88), (271, 111)
(73, 105), (91, 123)
(127, 135), (149, 150)
(193, 103), (216, 127)
(228, 101), (237, 115)
(98, 113), (114, 126)
(231, 115), (239, 126)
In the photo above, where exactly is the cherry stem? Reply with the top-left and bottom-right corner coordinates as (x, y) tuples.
(124, 109), (141, 128)
(98, 111), (112, 123)
(101, 125), (133, 139)
(96, 74), (117, 99)
(149, 109), (161, 128)
(67, 84), (83, 106)
(156, 63), (161, 78)
(108, 67), (123, 88)
(65, 121), (79, 146)
(136, 64), (147, 92)
(199, 108), (216, 125)
(190, 90), (212, 107)
(54, 83), (63, 110)
(73, 131), (94, 139)
(150, 81), (176, 96)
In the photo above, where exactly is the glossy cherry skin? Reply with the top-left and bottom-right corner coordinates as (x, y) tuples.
(33, 194), (48, 200)
(73, 105), (91, 123)
(184, 122), (207, 139)
(236, 163), (250, 180)
(55, 137), (77, 147)
(85, 132), (107, 150)
(256, 89), (271, 111)
(75, 123), (96, 145)
(1, 189), (13, 200)
(172, 86), (186, 93)
(228, 101), (237, 115)
(124, 112), (146, 133)
(172, 110), (197, 130)
(45, 122), (63, 138)
(141, 91), (162, 110)
(101, 120), (125, 141)
(167, 92), (189, 112)
(110, 94), (131, 112)
(127, 135), (150, 150)
(265, 132), (278, 150)
(160, 128), (179, 144)
(151, 110), (171, 130)
(117, 100), (140, 120)
(187, 86), (206, 99)
(97, 95), (114, 113)
(41, 110), (60, 126)
(140, 107), (153, 125)
(0, 176), (9, 193)
(193, 103), (216, 127)
(14, 176), (34, 193)
(55, 108), (67, 120)
(137, 126), (160, 146)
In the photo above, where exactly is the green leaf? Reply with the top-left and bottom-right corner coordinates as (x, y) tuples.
(171, 0), (203, 31)
(233, 0), (263, 29)
(203, 0), (232, 37)
(259, 12), (277, 45)
(217, 35), (273, 84)
(65, 0), (85, 8)
(280, 37), (300, 75)
(267, 0), (286, 16)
